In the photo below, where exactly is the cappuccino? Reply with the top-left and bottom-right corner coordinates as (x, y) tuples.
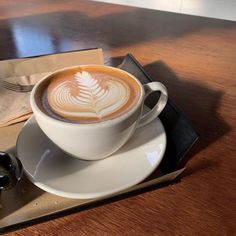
(31, 65), (168, 160)
(40, 66), (141, 123)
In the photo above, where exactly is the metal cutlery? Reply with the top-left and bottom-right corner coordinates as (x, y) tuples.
(0, 80), (34, 92)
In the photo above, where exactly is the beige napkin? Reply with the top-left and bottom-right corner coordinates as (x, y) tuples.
(0, 49), (104, 127)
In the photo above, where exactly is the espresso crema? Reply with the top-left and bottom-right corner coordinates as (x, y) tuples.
(40, 67), (141, 123)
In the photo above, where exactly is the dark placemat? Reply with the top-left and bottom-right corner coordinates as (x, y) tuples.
(119, 54), (199, 173)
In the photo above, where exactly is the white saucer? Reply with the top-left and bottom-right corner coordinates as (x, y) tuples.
(16, 116), (166, 199)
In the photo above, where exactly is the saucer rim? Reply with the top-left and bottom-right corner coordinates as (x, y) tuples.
(16, 116), (166, 199)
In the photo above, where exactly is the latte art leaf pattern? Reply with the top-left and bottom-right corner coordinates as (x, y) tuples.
(74, 72), (109, 109)
(48, 71), (130, 120)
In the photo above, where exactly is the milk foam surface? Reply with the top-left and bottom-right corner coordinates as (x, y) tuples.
(48, 71), (130, 120)
(38, 66), (143, 123)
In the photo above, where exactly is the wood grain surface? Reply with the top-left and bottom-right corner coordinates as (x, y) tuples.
(0, 0), (235, 235)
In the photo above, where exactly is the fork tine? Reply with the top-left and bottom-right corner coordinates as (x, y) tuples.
(4, 85), (32, 92)
(0, 81), (21, 91)
(0, 80), (34, 92)
(1, 85), (31, 92)
(0, 81), (18, 90)
(3, 81), (34, 90)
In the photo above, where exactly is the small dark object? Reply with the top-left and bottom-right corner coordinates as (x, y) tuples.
(0, 151), (23, 190)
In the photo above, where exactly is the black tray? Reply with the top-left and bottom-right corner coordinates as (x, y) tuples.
(119, 54), (199, 174)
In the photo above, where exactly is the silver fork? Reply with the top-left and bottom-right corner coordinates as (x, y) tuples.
(0, 80), (34, 92)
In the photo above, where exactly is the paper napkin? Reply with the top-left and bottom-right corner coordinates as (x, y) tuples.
(0, 49), (104, 127)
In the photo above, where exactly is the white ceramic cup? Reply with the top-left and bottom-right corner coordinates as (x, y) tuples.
(30, 65), (168, 160)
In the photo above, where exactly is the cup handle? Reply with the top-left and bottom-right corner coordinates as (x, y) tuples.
(137, 82), (168, 128)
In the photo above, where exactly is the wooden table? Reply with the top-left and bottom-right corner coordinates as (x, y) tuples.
(1, 0), (235, 234)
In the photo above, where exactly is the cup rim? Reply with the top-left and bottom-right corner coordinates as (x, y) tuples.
(30, 64), (145, 128)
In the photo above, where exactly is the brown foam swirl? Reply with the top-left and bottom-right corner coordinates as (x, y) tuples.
(47, 71), (130, 120)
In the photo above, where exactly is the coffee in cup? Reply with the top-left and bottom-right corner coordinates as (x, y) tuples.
(40, 66), (141, 123)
